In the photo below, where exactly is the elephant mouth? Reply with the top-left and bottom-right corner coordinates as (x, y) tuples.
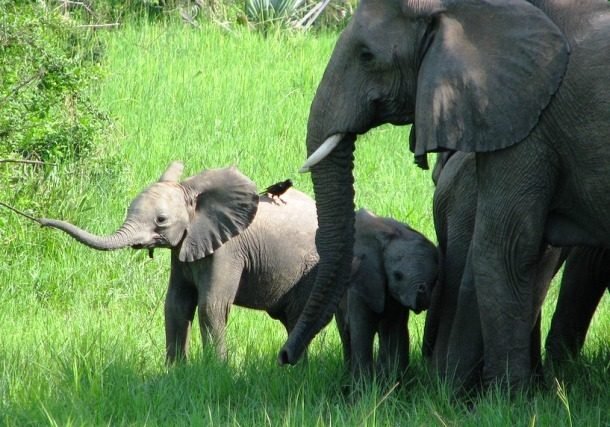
(131, 244), (151, 250)
(403, 283), (431, 314)
(131, 235), (169, 250)
(413, 286), (431, 313)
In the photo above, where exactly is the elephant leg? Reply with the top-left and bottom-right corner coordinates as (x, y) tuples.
(195, 256), (242, 361)
(528, 246), (565, 379)
(445, 246), (483, 390)
(546, 247), (610, 363)
(165, 263), (198, 364)
(422, 279), (442, 360)
(198, 298), (232, 361)
(377, 304), (409, 382)
(335, 296), (352, 365)
(429, 222), (473, 374)
(348, 293), (377, 381)
(530, 314), (543, 382)
(473, 147), (555, 388)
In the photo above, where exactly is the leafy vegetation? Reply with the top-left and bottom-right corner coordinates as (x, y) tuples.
(0, 15), (608, 427)
(0, 1), (110, 162)
(33, 0), (355, 32)
(0, 2), (121, 251)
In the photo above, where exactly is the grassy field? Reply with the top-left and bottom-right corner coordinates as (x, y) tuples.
(1, 22), (608, 426)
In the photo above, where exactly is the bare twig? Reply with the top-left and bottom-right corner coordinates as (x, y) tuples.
(180, 8), (199, 27)
(0, 201), (41, 224)
(360, 382), (400, 425)
(0, 159), (55, 166)
(76, 23), (120, 29)
(0, 68), (45, 105)
(54, 0), (95, 16)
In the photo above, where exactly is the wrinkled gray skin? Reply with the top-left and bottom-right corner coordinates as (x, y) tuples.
(546, 247), (610, 363)
(40, 163), (319, 363)
(279, 0), (610, 388)
(334, 208), (437, 382)
(424, 152), (565, 389)
(426, 153), (609, 387)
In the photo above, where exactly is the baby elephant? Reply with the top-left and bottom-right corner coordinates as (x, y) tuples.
(40, 162), (319, 363)
(335, 208), (438, 382)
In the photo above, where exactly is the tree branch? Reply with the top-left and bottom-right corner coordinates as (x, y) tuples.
(0, 201), (42, 224)
(76, 23), (120, 29)
(0, 68), (45, 105)
(0, 159), (54, 166)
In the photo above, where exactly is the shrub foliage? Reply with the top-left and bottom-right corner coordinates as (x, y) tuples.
(0, 1), (110, 162)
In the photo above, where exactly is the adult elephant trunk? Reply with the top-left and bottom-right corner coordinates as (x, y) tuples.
(279, 126), (357, 365)
(39, 218), (140, 251)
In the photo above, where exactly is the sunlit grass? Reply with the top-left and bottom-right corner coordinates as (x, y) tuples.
(0, 22), (608, 426)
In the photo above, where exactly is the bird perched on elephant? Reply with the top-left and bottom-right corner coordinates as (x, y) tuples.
(335, 208), (437, 383)
(279, 0), (610, 390)
(39, 162), (320, 363)
(260, 179), (293, 203)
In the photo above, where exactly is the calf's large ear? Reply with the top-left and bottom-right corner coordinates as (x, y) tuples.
(179, 166), (259, 262)
(350, 252), (386, 314)
(408, 0), (569, 163)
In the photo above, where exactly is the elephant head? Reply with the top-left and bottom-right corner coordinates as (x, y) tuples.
(40, 162), (259, 262)
(279, 0), (569, 364)
(350, 209), (437, 314)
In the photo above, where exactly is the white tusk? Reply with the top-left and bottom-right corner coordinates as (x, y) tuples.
(299, 133), (345, 173)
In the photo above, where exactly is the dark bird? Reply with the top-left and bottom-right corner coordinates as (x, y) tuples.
(260, 179), (293, 204)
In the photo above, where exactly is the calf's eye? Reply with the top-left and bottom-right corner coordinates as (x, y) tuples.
(360, 49), (375, 63)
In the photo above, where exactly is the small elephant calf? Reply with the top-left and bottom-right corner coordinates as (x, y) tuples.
(335, 208), (438, 382)
(40, 162), (319, 363)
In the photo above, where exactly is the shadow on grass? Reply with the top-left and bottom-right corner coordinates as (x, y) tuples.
(1, 344), (350, 425)
(2, 344), (609, 425)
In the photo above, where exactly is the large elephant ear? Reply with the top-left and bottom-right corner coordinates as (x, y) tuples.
(349, 209), (397, 313)
(409, 0), (570, 165)
(350, 252), (386, 314)
(179, 166), (259, 262)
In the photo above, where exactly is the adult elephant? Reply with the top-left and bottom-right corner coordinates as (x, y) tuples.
(424, 152), (564, 388)
(279, 0), (610, 388)
(427, 152), (607, 386)
(546, 247), (610, 363)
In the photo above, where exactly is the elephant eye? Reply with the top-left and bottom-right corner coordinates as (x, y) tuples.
(393, 271), (404, 282)
(155, 214), (168, 226)
(359, 48), (375, 63)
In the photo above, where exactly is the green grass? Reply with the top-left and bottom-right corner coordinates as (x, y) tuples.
(1, 22), (608, 426)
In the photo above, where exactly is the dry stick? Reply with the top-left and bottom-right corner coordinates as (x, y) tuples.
(180, 9), (199, 27)
(0, 159), (54, 166)
(360, 381), (400, 425)
(54, 0), (96, 16)
(0, 68), (45, 105)
(0, 201), (41, 224)
(76, 23), (120, 29)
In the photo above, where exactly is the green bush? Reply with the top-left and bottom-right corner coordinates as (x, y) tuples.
(0, 1), (110, 162)
(58, 0), (354, 32)
(0, 1), (123, 236)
